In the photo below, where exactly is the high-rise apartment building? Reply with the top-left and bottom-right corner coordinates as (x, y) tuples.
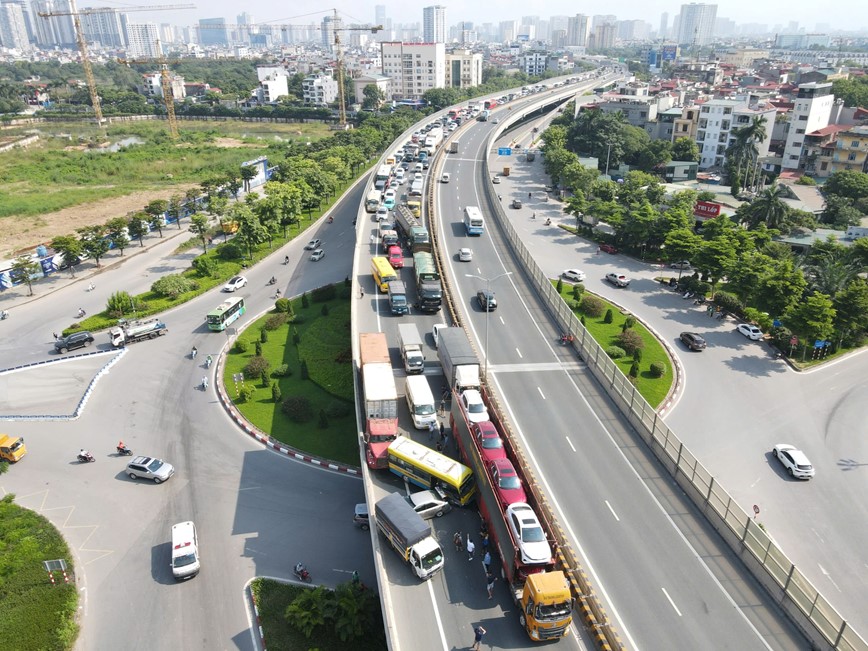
(422, 6), (446, 43)
(375, 5), (386, 28)
(321, 14), (343, 52)
(31, 0), (76, 48)
(783, 82), (834, 170)
(677, 3), (717, 46)
(380, 41), (445, 100)
(659, 12), (669, 38)
(198, 18), (228, 46)
(126, 22), (161, 58)
(566, 14), (591, 47)
(0, 1), (30, 49)
(81, 9), (126, 48)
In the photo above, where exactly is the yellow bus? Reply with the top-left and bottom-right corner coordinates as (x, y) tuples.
(387, 436), (476, 506)
(407, 200), (422, 217)
(371, 256), (398, 293)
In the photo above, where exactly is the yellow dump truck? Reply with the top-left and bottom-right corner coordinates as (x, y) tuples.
(0, 434), (27, 463)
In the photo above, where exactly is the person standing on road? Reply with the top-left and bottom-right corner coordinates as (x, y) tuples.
(428, 420), (436, 441)
(453, 531), (464, 552)
(466, 536), (475, 561)
(486, 571), (497, 599)
(471, 625), (486, 650)
(483, 550), (491, 572)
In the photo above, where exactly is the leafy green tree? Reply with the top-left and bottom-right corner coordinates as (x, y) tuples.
(850, 238), (868, 269)
(743, 183), (790, 231)
(262, 181), (303, 236)
(361, 83), (385, 110)
(103, 218), (130, 257)
(167, 194), (184, 229)
(820, 194), (862, 229)
(672, 137), (700, 162)
(285, 586), (328, 638)
(232, 205), (268, 259)
(663, 228), (702, 275)
(541, 124), (568, 151)
(832, 279), (868, 345)
(784, 291), (836, 345)
(831, 78), (868, 108)
(189, 214), (210, 250)
(806, 251), (862, 295)
(51, 235), (83, 276)
(823, 170), (868, 202)
(10, 255), (41, 296)
(694, 237), (738, 293)
(127, 212), (150, 247)
(636, 139), (672, 172)
(143, 199), (168, 237)
(78, 225), (112, 265)
(151, 274), (197, 298)
(240, 165), (258, 193)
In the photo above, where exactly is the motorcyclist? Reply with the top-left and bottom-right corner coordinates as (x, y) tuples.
(269, 276), (276, 285)
(117, 440), (126, 451)
(191, 346), (197, 359)
(284, 255), (289, 265)
(201, 376), (208, 389)
(77, 308), (86, 318)
(79, 448), (90, 460)
(206, 355), (213, 368)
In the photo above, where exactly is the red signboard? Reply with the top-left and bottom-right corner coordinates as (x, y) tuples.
(693, 200), (722, 218)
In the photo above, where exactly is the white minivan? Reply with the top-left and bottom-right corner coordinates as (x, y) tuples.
(171, 521), (200, 580)
(405, 375), (437, 430)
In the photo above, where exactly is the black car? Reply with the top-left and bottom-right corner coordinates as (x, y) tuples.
(55, 331), (94, 353)
(680, 332), (707, 351)
(476, 289), (497, 311)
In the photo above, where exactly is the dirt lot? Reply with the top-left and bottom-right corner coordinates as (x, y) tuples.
(3, 185), (197, 257)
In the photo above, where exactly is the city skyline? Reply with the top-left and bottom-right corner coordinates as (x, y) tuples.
(157, 1), (866, 33)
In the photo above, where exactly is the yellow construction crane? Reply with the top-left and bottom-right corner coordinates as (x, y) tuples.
(119, 46), (182, 139)
(37, 2), (195, 127)
(199, 11), (381, 126)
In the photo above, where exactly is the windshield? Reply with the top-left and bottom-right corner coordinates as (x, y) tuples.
(146, 459), (164, 472)
(392, 296), (406, 305)
(9, 439), (23, 452)
(522, 524), (545, 543)
(536, 600), (573, 619)
(415, 404), (435, 416)
(421, 548), (443, 571)
(468, 402), (485, 414)
(482, 437), (502, 450)
(174, 552), (197, 568)
(499, 475), (521, 489)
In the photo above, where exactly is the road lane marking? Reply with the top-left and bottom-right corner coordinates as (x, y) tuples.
(427, 579), (450, 651)
(499, 316), (505, 325)
(565, 437), (576, 452)
(661, 588), (682, 616)
(605, 500), (620, 521)
(749, 477), (762, 488)
(537, 387), (546, 400)
(515, 348), (522, 358)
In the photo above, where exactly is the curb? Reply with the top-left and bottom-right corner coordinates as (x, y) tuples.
(247, 582), (267, 651)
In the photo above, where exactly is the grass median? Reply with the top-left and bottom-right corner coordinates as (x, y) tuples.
(0, 494), (78, 651)
(222, 284), (358, 466)
(554, 281), (673, 407)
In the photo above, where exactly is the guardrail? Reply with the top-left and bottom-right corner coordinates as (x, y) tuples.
(481, 115), (867, 651)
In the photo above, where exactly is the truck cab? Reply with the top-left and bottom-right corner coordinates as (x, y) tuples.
(0, 434), (27, 463)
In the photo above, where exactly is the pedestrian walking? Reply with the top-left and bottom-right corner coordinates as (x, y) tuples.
(275, 288), (281, 298)
(453, 531), (464, 552)
(439, 398), (446, 416)
(370, 234), (376, 245)
(486, 571), (497, 599)
(483, 550), (491, 571)
(481, 532), (490, 550)
(52, 332), (59, 340)
(439, 421), (445, 442)
(359, 285), (365, 299)
(428, 420), (436, 441)
(466, 536), (475, 561)
(352, 570), (360, 586)
(471, 625), (487, 650)
(436, 441), (443, 453)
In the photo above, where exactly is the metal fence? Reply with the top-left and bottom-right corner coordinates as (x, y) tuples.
(480, 125), (867, 651)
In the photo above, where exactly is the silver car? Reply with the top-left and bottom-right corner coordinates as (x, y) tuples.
(407, 488), (452, 519)
(127, 456), (175, 484)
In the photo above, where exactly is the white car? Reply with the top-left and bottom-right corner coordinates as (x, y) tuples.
(407, 488), (452, 519)
(737, 324), (763, 340)
(458, 248), (473, 262)
(309, 249), (325, 261)
(505, 503), (552, 565)
(605, 272), (630, 287)
(304, 239), (321, 250)
(375, 207), (389, 222)
(772, 444), (815, 479)
(460, 389), (489, 424)
(413, 172), (424, 182)
(669, 261), (691, 269)
(222, 275), (247, 292)
(384, 189), (396, 202)
(441, 173), (450, 183)
(562, 269), (586, 282)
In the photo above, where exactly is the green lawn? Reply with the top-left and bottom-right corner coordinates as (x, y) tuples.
(0, 494), (79, 651)
(222, 288), (359, 466)
(250, 578), (387, 651)
(554, 282), (674, 407)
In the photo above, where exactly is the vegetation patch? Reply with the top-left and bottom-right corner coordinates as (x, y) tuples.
(0, 494), (79, 651)
(223, 288), (357, 465)
(554, 282), (673, 407)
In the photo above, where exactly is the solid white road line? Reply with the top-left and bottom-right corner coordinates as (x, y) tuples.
(605, 500), (620, 522)
(661, 588), (682, 616)
(565, 437), (577, 452)
(537, 387), (546, 400)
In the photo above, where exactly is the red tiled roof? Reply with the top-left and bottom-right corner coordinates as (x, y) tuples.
(808, 124), (849, 137)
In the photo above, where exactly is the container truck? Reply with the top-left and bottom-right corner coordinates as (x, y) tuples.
(0, 434), (27, 463)
(387, 280), (409, 315)
(397, 323), (425, 375)
(412, 251), (443, 313)
(451, 388), (573, 641)
(395, 205), (430, 252)
(359, 333), (398, 469)
(375, 492), (444, 580)
(437, 328), (480, 393)
(366, 190), (382, 213)
(109, 318), (168, 347)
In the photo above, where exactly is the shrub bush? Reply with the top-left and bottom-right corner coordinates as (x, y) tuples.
(151, 274), (199, 298)
(300, 359), (309, 380)
(604, 308), (614, 324)
(605, 345), (626, 359)
(234, 339), (249, 354)
(260, 329), (268, 343)
(271, 382), (281, 403)
(106, 290), (141, 317)
(281, 395), (313, 422)
(649, 361), (666, 378)
(288, 314), (306, 324)
(572, 283), (585, 299)
(264, 313), (287, 330)
(334, 348), (353, 364)
(312, 284), (337, 302)
(622, 316), (636, 331)
(301, 291), (309, 308)
(318, 409), (329, 428)
(260, 369), (269, 387)
(238, 384), (254, 403)
(192, 256), (218, 278)
(271, 363), (291, 377)
(321, 303), (330, 316)
(633, 348), (642, 362)
(713, 291), (743, 315)
(274, 297), (291, 313)
(616, 330), (644, 354)
(556, 278), (563, 293)
(243, 356), (270, 378)
(325, 400), (352, 419)
(255, 341), (262, 357)
(218, 242), (243, 260)
(629, 361), (639, 378)
(292, 327), (301, 345)
(581, 295), (605, 318)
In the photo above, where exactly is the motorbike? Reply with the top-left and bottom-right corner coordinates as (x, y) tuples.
(205, 356), (213, 369)
(201, 377), (208, 390)
(544, 218), (552, 226)
(0, 310), (8, 320)
(77, 452), (95, 463)
(191, 347), (198, 360)
(693, 296), (706, 305)
(267, 277), (277, 286)
(77, 308), (86, 318)
(294, 562), (312, 583)
(117, 446), (133, 456)
(327, 216), (333, 224)
(86, 283), (95, 292)
(283, 256), (290, 265)
(682, 291), (694, 299)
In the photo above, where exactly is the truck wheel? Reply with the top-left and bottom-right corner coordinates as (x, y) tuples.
(519, 614), (527, 628)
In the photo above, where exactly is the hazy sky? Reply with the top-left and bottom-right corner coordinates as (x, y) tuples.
(159, 1), (867, 33)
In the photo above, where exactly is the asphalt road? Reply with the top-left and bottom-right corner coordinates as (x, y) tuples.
(0, 179), (375, 651)
(428, 96), (810, 650)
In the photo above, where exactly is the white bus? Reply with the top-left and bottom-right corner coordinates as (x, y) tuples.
(375, 164), (391, 190)
(463, 206), (484, 236)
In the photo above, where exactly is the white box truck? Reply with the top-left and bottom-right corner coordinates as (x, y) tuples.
(397, 323), (425, 375)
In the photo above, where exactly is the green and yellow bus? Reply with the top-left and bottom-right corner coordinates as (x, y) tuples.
(387, 436), (476, 506)
(371, 256), (398, 293)
(206, 296), (246, 331)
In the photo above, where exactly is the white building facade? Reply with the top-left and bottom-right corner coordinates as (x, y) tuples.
(696, 99), (776, 170)
(677, 3), (717, 46)
(782, 82), (835, 170)
(302, 73), (338, 106)
(380, 41), (445, 100)
(445, 49), (482, 88)
(422, 5), (446, 43)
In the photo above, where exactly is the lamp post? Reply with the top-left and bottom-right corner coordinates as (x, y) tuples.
(465, 272), (513, 377)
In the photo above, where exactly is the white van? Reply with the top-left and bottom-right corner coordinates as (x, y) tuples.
(405, 375), (437, 430)
(409, 179), (424, 196)
(170, 521), (200, 580)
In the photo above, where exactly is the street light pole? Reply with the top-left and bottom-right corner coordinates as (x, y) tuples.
(466, 272), (513, 377)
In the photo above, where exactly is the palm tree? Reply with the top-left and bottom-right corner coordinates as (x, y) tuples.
(807, 252), (862, 296)
(749, 183), (789, 230)
(727, 115), (768, 192)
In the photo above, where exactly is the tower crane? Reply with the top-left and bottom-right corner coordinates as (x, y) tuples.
(37, 3), (195, 127)
(199, 11), (381, 126)
(119, 45), (183, 139)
